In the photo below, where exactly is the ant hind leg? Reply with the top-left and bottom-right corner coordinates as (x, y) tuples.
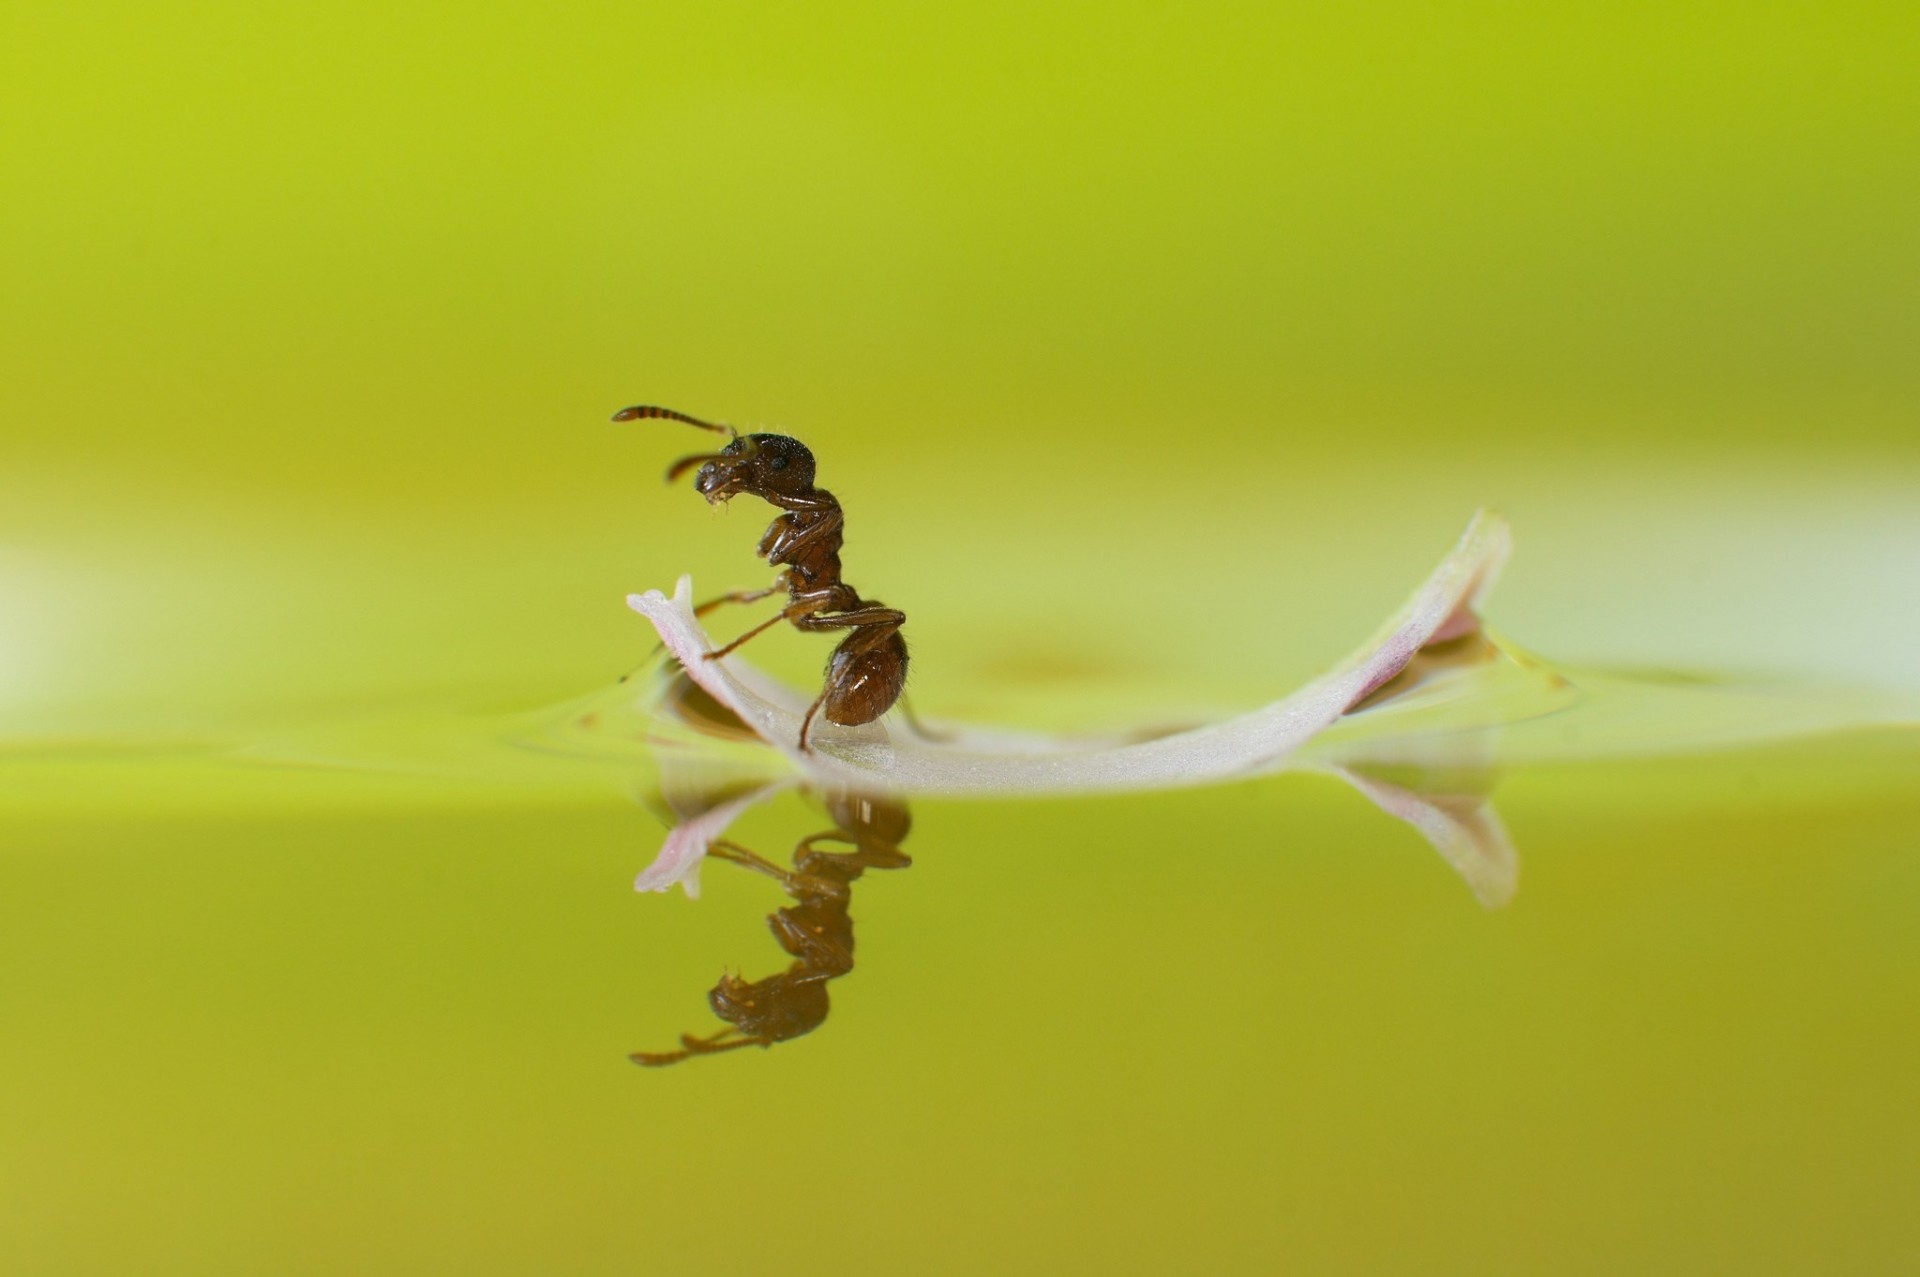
(798, 693), (828, 752)
(898, 692), (953, 742)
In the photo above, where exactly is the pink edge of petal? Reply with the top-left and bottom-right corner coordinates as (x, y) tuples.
(1326, 765), (1519, 909)
(634, 782), (785, 898)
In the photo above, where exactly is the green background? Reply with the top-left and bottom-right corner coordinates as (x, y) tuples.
(3, 4), (1918, 1273)
(6, 1), (1917, 736)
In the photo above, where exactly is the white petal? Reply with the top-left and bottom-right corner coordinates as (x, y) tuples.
(1322, 765), (1519, 909)
(626, 511), (1511, 796)
(633, 780), (790, 898)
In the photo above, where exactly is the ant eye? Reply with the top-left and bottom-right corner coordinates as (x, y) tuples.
(769, 455), (788, 472)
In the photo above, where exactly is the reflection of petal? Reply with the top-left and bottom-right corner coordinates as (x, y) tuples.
(1325, 766), (1519, 909)
(628, 511), (1511, 796)
(634, 781), (788, 898)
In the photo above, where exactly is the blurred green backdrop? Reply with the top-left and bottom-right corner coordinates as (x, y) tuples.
(5, 6), (1920, 1276)
(4, 1), (1916, 738)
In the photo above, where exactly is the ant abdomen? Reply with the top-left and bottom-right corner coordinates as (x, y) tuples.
(824, 631), (910, 727)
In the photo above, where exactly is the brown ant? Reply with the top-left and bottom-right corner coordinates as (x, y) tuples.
(615, 404), (908, 751)
(630, 792), (911, 1066)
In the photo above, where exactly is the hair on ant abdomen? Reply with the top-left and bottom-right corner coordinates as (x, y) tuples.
(614, 404), (909, 751)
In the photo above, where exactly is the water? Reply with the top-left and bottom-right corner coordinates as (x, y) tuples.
(6, 429), (1918, 1277)
(4, 637), (1916, 1273)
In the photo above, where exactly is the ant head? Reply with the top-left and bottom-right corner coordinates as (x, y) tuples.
(709, 970), (829, 1042)
(616, 406), (819, 501)
(691, 433), (817, 504)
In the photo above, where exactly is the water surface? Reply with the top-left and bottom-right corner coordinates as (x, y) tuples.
(4, 659), (1915, 1273)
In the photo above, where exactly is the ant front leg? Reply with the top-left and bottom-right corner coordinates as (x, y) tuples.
(704, 597), (827, 661)
(760, 503), (843, 565)
(638, 577), (787, 667)
(693, 576), (788, 620)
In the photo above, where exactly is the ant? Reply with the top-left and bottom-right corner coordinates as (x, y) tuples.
(630, 792), (912, 1066)
(615, 404), (908, 751)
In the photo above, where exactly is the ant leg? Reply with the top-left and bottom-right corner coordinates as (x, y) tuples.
(799, 692), (828, 752)
(897, 693), (953, 742)
(705, 606), (800, 660)
(794, 832), (912, 871)
(706, 839), (795, 884)
(635, 579), (786, 666)
(693, 579), (786, 619)
(791, 606), (906, 636)
(796, 832), (909, 864)
(761, 506), (844, 565)
(706, 596), (832, 661)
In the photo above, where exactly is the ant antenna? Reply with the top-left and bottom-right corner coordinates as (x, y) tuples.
(612, 404), (738, 440)
(630, 1028), (761, 1067)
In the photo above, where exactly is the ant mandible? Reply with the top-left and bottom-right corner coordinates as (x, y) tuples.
(614, 404), (909, 751)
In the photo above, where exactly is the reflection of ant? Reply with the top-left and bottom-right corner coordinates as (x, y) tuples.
(631, 792), (911, 1066)
(615, 404), (908, 751)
